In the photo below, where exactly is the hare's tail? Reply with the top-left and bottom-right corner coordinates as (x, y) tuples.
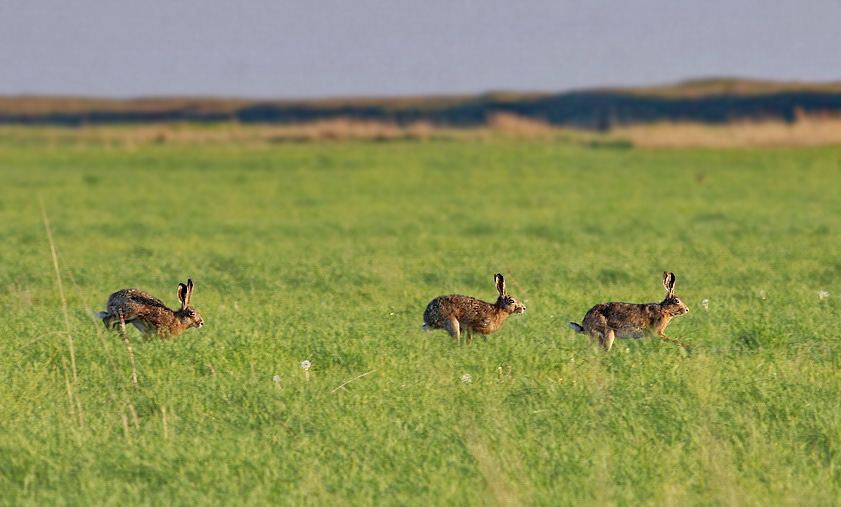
(567, 322), (584, 333)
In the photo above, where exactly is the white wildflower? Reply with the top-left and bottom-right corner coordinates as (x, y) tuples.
(759, 290), (767, 300)
(461, 373), (472, 384)
(301, 360), (311, 370)
(701, 299), (709, 309)
(818, 291), (829, 300)
(272, 375), (281, 383)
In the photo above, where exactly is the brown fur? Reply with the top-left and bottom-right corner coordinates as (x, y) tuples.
(568, 272), (690, 351)
(99, 279), (204, 338)
(422, 273), (526, 344)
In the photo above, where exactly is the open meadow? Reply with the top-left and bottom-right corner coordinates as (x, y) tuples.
(1, 128), (840, 505)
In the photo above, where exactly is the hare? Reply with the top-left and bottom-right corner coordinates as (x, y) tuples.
(422, 273), (526, 344)
(567, 272), (690, 351)
(97, 279), (204, 338)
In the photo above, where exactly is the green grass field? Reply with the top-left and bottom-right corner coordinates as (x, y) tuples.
(1, 133), (839, 505)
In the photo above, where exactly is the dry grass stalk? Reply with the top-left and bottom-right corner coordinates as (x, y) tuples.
(120, 407), (132, 444)
(120, 319), (139, 385)
(126, 396), (140, 429)
(40, 198), (77, 382)
(64, 264), (125, 382)
(61, 357), (85, 436)
(62, 360), (76, 423)
(162, 406), (169, 440)
(330, 369), (377, 394)
(74, 387), (85, 429)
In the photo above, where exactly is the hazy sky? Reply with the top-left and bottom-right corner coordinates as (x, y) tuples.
(2, 1), (840, 98)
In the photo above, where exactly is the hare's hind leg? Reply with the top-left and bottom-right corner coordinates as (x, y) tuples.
(584, 313), (614, 351)
(588, 328), (615, 351)
(602, 329), (616, 351)
(443, 318), (461, 344)
(102, 313), (129, 336)
(101, 314), (118, 331)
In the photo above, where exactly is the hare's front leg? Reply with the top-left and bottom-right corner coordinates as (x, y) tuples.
(130, 319), (150, 334)
(657, 332), (691, 350)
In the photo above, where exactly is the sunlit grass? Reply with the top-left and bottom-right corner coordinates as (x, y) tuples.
(0, 132), (839, 504)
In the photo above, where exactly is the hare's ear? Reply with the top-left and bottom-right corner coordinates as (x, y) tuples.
(177, 283), (188, 310)
(185, 279), (194, 307)
(663, 272), (676, 298)
(494, 273), (506, 296)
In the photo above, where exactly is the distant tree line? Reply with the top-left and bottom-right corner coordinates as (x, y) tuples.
(2, 89), (841, 129)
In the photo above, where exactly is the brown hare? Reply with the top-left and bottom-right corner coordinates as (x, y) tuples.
(567, 272), (690, 351)
(97, 279), (204, 338)
(423, 273), (526, 344)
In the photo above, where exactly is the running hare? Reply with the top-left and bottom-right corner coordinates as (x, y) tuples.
(97, 279), (204, 338)
(568, 272), (690, 351)
(423, 273), (526, 344)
